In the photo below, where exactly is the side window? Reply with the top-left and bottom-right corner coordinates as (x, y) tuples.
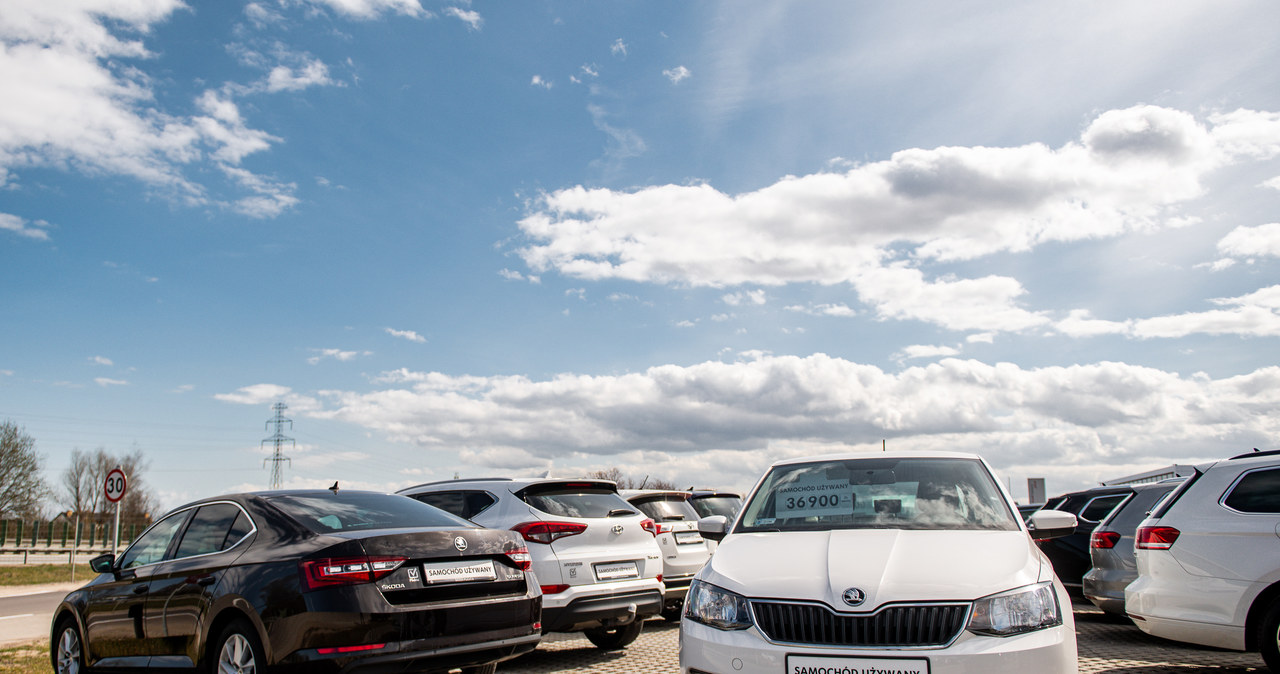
(174, 503), (253, 559)
(413, 491), (497, 519)
(119, 511), (190, 570)
(1224, 468), (1280, 514)
(1078, 494), (1129, 523)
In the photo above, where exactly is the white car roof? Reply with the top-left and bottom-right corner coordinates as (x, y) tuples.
(769, 450), (985, 468)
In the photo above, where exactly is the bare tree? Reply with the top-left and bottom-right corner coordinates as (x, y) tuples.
(586, 468), (678, 491)
(59, 446), (160, 524)
(0, 420), (49, 517)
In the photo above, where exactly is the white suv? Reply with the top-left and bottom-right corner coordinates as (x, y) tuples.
(1126, 450), (1280, 670)
(620, 489), (712, 619)
(680, 451), (1080, 674)
(398, 478), (665, 649)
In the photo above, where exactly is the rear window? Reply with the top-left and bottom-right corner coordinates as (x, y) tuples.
(690, 496), (742, 518)
(267, 492), (476, 533)
(632, 496), (700, 522)
(519, 485), (638, 519)
(1078, 493), (1130, 523)
(409, 490), (497, 520)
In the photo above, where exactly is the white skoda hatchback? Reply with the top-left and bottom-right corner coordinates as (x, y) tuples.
(680, 452), (1079, 674)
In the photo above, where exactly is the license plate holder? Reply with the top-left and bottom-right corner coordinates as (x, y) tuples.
(422, 559), (497, 584)
(786, 655), (930, 674)
(593, 561), (639, 581)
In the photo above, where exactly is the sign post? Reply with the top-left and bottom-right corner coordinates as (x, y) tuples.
(104, 467), (127, 557)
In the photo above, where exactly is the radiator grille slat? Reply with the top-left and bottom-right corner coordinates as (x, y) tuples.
(751, 602), (968, 647)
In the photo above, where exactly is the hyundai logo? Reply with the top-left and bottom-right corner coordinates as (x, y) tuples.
(453, 536), (468, 551)
(611, 525), (624, 535)
(841, 587), (867, 607)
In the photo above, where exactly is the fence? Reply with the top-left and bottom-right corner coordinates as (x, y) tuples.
(0, 518), (148, 565)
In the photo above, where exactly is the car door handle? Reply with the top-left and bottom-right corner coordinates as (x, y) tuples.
(196, 576), (216, 587)
(132, 585), (149, 595)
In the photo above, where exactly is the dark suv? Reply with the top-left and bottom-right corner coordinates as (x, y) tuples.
(1082, 480), (1183, 615)
(1037, 485), (1136, 593)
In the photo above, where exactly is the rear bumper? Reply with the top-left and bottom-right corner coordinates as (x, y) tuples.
(278, 631), (541, 674)
(541, 588), (664, 633)
(1081, 567), (1130, 615)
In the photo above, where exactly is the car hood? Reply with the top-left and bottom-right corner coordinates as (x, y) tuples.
(702, 528), (1047, 609)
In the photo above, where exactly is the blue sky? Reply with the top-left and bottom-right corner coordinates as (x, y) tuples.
(3, 1), (1279, 513)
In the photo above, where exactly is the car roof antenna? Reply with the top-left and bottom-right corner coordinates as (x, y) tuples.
(329, 481), (339, 494)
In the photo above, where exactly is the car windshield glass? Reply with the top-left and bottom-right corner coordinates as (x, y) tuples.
(521, 487), (636, 519)
(634, 497), (699, 521)
(267, 492), (475, 533)
(690, 496), (741, 518)
(737, 457), (1019, 533)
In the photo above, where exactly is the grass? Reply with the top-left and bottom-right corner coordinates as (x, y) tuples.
(0, 565), (93, 586)
(0, 640), (48, 674)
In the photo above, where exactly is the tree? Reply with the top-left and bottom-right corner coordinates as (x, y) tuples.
(587, 467), (677, 490)
(0, 420), (49, 517)
(60, 446), (160, 524)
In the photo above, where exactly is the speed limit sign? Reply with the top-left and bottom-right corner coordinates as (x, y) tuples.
(104, 467), (127, 503)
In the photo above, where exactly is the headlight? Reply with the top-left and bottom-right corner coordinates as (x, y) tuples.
(684, 579), (753, 630)
(966, 582), (1061, 637)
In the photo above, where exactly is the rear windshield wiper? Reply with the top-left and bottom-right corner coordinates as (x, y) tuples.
(607, 508), (638, 517)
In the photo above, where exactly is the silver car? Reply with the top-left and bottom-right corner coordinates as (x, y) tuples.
(1081, 480), (1182, 615)
(620, 490), (712, 619)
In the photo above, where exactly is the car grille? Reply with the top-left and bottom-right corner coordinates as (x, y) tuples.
(751, 601), (969, 647)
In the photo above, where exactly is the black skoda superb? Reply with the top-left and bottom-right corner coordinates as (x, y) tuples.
(50, 489), (541, 674)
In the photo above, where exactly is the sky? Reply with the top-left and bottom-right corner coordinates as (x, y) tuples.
(2, 1), (1279, 515)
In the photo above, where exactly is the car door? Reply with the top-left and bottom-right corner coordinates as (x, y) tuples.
(82, 510), (190, 663)
(143, 502), (256, 665)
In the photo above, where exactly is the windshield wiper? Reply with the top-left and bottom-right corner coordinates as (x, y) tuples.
(607, 508), (637, 517)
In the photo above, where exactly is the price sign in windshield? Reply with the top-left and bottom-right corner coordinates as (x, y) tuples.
(775, 474), (853, 518)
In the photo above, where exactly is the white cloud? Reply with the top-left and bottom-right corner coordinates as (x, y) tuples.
(722, 290), (766, 306)
(1055, 310), (1130, 338)
(896, 344), (960, 361)
(89, 356), (113, 366)
(1217, 223), (1280, 259)
(611, 38), (627, 57)
(499, 268), (540, 283)
(786, 303), (857, 318)
(663, 65), (691, 84)
(0, 213), (51, 241)
(443, 7), (482, 30)
(386, 328), (426, 343)
(530, 75), (553, 90)
(233, 354), (1280, 493)
(1130, 285), (1280, 338)
(1265, 176), (1280, 191)
(215, 383), (321, 412)
(264, 59), (335, 93)
(94, 377), (128, 387)
(308, 348), (372, 365)
(304, 0), (426, 20)
(516, 106), (1280, 334)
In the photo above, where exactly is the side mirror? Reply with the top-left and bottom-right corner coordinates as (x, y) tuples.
(89, 553), (116, 574)
(697, 515), (728, 542)
(1027, 509), (1078, 541)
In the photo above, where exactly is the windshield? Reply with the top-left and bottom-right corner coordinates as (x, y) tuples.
(737, 457), (1019, 533)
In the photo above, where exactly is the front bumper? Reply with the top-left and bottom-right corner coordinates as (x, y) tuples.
(679, 616), (1077, 674)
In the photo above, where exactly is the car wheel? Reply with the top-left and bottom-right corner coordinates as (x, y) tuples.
(661, 606), (683, 621)
(583, 621), (643, 650)
(52, 618), (85, 674)
(459, 664), (498, 674)
(210, 620), (266, 674)
(1261, 599), (1280, 672)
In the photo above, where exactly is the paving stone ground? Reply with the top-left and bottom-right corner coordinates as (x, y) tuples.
(497, 601), (1268, 674)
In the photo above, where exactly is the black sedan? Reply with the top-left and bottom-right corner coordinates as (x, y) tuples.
(50, 489), (541, 674)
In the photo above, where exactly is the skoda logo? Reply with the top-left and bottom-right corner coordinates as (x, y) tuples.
(841, 587), (867, 607)
(611, 525), (624, 535)
(453, 536), (468, 551)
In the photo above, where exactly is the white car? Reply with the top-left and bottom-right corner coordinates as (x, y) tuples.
(398, 478), (665, 649)
(1126, 450), (1280, 670)
(621, 489), (712, 619)
(680, 451), (1079, 674)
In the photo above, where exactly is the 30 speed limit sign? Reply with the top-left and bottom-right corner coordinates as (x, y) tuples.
(104, 467), (127, 503)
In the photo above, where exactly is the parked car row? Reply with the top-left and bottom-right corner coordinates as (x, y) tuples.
(50, 477), (742, 674)
(1034, 449), (1280, 672)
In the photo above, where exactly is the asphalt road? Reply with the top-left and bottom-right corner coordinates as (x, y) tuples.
(0, 583), (81, 646)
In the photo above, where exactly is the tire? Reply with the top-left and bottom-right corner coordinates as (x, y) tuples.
(460, 664), (498, 674)
(209, 620), (266, 674)
(661, 606), (683, 622)
(583, 621), (643, 650)
(51, 618), (85, 674)
(1261, 599), (1280, 672)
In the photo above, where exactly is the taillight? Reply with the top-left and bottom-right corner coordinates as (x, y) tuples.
(540, 584), (570, 594)
(300, 556), (406, 591)
(1136, 526), (1180, 550)
(512, 521), (588, 544)
(505, 545), (532, 570)
(640, 518), (658, 537)
(656, 521), (679, 534)
(1091, 531), (1121, 549)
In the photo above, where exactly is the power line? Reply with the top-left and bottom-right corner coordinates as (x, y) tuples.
(262, 402), (294, 490)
